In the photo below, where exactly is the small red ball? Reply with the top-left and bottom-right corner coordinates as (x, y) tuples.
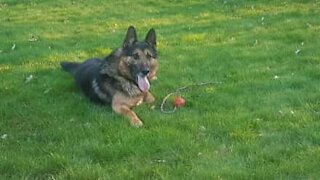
(173, 96), (186, 107)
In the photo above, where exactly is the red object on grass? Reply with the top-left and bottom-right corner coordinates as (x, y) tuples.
(173, 96), (186, 107)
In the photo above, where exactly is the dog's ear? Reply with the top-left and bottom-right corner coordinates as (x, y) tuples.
(145, 28), (156, 48)
(123, 26), (137, 48)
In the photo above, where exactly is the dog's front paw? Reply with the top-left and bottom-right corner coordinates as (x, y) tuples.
(130, 118), (143, 128)
(149, 76), (157, 81)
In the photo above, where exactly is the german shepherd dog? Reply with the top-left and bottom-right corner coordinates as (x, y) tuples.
(60, 26), (158, 127)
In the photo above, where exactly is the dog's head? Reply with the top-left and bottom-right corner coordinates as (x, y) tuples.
(118, 26), (157, 92)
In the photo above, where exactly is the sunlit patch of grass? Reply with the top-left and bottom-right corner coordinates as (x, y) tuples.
(0, 65), (10, 73)
(196, 11), (240, 24)
(230, 128), (260, 141)
(182, 33), (206, 43)
(235, 2), (318, 17)
(3, 3), (106, 24)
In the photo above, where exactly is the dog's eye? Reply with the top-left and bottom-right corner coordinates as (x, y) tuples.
(133, 53), (139, 60)
(146, 52), (152, 59)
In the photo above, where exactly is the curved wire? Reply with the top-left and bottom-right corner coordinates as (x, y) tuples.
(160, 81), (222, 113)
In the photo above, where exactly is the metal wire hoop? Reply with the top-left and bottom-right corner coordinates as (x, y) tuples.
(160, 81), (222, 113)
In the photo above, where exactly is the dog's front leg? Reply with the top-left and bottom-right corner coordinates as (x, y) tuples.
(143, 91), (155, 104)
(112, 93), (143, 127)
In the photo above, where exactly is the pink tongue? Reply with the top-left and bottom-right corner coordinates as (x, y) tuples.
(137, 75), (150, 92)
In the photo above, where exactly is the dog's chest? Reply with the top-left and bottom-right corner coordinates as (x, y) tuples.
(120, 81), (141, 97)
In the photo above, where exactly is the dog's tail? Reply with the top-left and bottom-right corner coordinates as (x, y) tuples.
(60, 61), (80, 75)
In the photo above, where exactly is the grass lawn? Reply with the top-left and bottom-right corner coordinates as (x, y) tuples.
(1, 0), (320, 179)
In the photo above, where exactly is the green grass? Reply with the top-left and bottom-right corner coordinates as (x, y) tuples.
(1, 0), (320, 179)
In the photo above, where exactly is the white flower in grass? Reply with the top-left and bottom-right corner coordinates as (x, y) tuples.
(1, 134), (8, 140)
(290, 110), (295, 116)
(199, 126), (206, 131)
(25, 75), (33, 83)
(278, 110), (284, 115)
(153, 159), (167, 163)
(261, 17), (265, 25)
(11, 44), (16, 50)
(273, 75), (279, 80)
(44, 88), (52, 94)
(28, 35), (38, 42)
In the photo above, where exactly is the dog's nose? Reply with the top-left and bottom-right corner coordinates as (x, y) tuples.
(141, 69), (150, 76)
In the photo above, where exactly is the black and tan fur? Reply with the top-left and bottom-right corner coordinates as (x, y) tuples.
(60, 26), (158, 127)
